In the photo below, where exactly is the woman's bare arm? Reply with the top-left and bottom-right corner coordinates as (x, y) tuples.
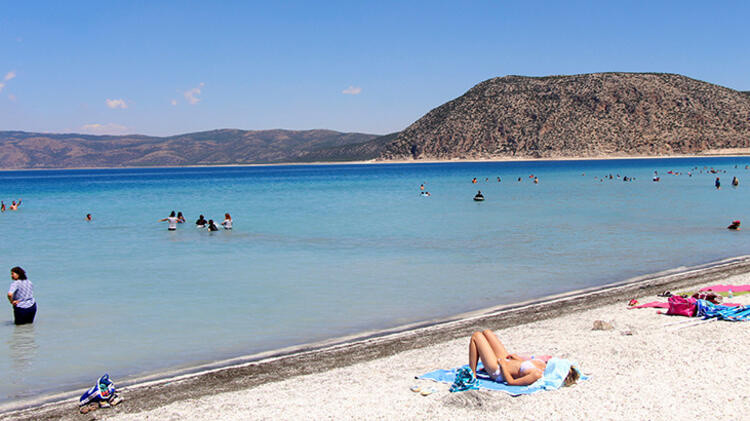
(498, 359), (543, 386)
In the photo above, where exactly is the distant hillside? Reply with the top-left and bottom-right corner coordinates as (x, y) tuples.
(292, 132), (400, 162)
(0, 129), (380, 169)
(5, 73), (749, 169)
(380, 73), (750, 160)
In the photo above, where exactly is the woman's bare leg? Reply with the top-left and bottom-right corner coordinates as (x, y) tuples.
(469, 331), (499, 377)
(482, 329), (509, 360)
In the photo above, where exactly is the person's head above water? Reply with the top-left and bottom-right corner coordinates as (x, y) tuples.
(170, 211), (176, 217)
(11, 266), (27, 280)
(225, 213), (231, 220)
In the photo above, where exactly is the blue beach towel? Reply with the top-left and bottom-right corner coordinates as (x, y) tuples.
(418, 358), (588, 396)
(695, 299), (750, 321)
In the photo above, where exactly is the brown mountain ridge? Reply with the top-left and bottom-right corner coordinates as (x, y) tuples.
(380, 72), (750, 160)
(0, 129), (380, 169)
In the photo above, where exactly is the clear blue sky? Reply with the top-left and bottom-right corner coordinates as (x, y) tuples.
(1, 1), (748, 136)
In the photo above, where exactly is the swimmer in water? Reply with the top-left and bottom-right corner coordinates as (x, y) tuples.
(177, 211), (186, 223)
(9, 200), (21, 211)
(732, 176), (739, 187)
(85, 213), (92, 221)
(420, 184), (425, 191)
(472, 178), (477, 184)
(1, 201), (4, 212)
(715, 177), (721, 190)
(221, 213), (232, 230)
(728, 220), (741, 230)
(159, 211), (179, 231)
(207, 219), (220, 232)
(474, 190), (484, 200)
(195, 214), (207, 228)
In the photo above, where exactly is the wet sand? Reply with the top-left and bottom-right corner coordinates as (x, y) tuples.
(4, 256), (750, 420)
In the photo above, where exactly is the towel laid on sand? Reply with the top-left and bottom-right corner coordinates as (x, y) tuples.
(418, 358), (587, 396)
(699, 284), (750, 293)
(629, 301), (742, 310)
(696, 299), (750, 321)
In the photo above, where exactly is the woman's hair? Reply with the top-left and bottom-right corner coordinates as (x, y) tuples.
(177, 211), (183, 216)
(563, 366), (580, 387)
(170, 211), (176, 217)
(225, 213), (231, 219)
(11, 266), (27, 280)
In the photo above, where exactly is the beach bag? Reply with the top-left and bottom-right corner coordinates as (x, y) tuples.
(449, 367), (479, 392)
(666, 296), (697, 317)
(79, 374), (116, 406)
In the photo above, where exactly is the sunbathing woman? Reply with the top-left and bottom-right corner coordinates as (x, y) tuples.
(468, 330), (579, 386)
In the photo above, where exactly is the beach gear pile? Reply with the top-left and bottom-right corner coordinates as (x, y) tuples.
(79, 374), (123, 414)
(629, 284), (750, 322)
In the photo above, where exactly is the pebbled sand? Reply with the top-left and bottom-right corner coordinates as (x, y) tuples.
(99, 274), (750, 421)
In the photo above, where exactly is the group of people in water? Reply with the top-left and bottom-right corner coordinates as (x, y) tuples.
(1, 199), (22, 212)
(160, 211), (232, 232)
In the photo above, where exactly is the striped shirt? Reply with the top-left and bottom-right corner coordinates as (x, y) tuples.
(8, 279), (35, 309)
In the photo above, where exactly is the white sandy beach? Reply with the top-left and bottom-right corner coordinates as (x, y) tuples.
(97, 274), (750, 421)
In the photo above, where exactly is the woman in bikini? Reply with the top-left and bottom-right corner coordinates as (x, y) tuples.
(468, 330), (579, 386)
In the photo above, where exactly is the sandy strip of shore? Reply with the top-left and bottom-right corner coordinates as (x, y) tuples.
(106, 277), (750, 421)
(5, 257), (750, 420)
(3, 149), (750, 172)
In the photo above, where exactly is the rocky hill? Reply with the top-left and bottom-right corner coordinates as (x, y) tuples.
(380, 73), (750, 160)
(0, 129), (379, 169)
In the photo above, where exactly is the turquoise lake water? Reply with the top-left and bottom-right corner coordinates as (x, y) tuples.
(2, 158), (750, 404)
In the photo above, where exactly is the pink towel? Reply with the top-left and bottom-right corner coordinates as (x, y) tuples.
(699, 284), (750, 292)
(628, 300), (742, 309)
(629, 301), (668, 309)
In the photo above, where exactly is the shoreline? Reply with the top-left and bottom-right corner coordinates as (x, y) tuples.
(5, 255), (750, 420)
(2, 151), (750, 172)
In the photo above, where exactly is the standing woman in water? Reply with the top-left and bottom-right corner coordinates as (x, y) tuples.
(159, 211), (180, 231)
(221, 213), (232, 230)
(7, 267), (36, 325)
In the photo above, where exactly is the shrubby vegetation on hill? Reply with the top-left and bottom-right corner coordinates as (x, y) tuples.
(381, 73), (750, 160)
